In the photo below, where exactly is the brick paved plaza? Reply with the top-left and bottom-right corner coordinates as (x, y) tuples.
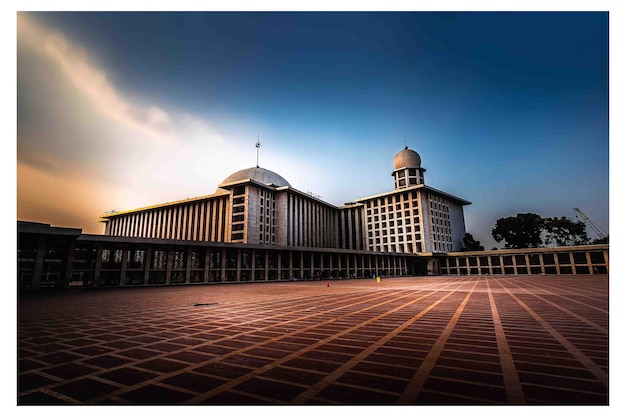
(18, 275), (609, 405)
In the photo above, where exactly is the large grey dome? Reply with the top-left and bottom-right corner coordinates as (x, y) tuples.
(219, 167), (291, 188)
(393, 146), (421, 169)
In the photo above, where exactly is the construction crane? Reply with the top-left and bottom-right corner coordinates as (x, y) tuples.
(573, 208), (608, 240)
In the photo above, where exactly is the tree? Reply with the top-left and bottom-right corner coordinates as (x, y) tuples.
(462, 233), (484, 251)
(492, 213), (544, 249)
(543, 216), (590, 246)
(592, 236), (609, 244)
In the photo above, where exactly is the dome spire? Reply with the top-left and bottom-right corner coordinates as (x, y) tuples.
(256, 133), (261, 168)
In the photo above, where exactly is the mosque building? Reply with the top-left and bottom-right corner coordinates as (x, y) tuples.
(99, 145), (471, 255)
(19, 144), (609, 290)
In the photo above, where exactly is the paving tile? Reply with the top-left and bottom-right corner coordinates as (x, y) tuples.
(221, 354), (276, 368)
(232, 377), (306, 401)
(71, 345), (115, 356)
(194, 362), (256, 379)
(28, 343), (70, 354)
(336, 371), (409, 393)
(522, 384), (608, 404)
(162, 372), (227, 393)
(36, 351), (84, 365)
(18, 372), (57, 391)
(101, 340), (142, 349)
(135, 358), (189, 373)
(17, 276), (609, 405)
(100, 367), (159, 385)
(18, 358), (45, 373)
(117, 348), (160, 360)
(144, 342), (187, 352)
(282, 357), (342, 373)
(119, 384), (194, 404)
(200, 389), (272, 404)
(166, 350), (216, 363)
(52, 378), (119, 402)
(316, 382), (398, 404)
(259, 366), (326, 385)
(19, 391), (71, 404)
(82, 355), (133, 368)
(422, 376), (508, 402)
(44, 363), (100, 379)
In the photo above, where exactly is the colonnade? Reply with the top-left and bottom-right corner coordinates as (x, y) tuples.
(440, 246), (609, 276)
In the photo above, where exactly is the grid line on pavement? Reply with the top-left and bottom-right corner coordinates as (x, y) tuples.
(18, 276), (609, 405)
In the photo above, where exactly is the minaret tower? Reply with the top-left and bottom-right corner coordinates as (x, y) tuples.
(392, 145), (426, 189)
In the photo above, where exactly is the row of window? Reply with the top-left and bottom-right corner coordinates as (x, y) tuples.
(231, 190), (247, 242)
(365, 190), (419, 208)
(259, 188), (276, 245)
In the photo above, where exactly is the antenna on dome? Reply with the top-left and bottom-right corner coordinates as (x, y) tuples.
(404, 134), (408, 150)
(256, 133), (261, 168)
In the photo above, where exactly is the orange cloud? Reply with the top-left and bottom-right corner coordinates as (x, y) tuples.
(18, 13), (175, 141)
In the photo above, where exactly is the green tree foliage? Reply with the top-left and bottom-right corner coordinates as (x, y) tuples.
(462, 233), (484, 251)
(543, 216), (590, 246)
(491, 213), (544, 249)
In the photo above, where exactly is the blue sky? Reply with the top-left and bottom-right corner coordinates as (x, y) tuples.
(16, 9), (611, 249)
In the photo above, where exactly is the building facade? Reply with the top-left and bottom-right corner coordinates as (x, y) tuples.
(18, 146), (610, 292)
(17, 221), (609, 291)
(100, 146), (470, 255)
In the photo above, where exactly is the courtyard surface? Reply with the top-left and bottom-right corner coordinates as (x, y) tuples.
(18, 275), (609, 405)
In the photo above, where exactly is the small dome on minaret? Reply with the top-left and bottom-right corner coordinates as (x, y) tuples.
(391, 145), (426, 190)
(393, 146), (422, 169)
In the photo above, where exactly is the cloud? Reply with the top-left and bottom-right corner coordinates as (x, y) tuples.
(16, 13), (264, 231)
(18, 13), (354, 233)
(18, 13), (176, 141)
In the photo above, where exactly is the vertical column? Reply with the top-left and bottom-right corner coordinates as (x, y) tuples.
(585, 251), (593, 275)
(119, 244), (128, 286)
(338, 254), (342, 278)
(186, 247), (193, 284)
(251, 249), (256, 281)
(94, 243), (103, 288)
(236, 249), (242, 282)
(328, 253), (333, 277)
(202, 247), (210, 283)
(524, 254), (530, 275)
(220, 248), (227, 282)
(30, 235), (47, 291)
(144, 246), (152, 285)
(512, 254), (518, 276)
(165, 247), (173, 285)
(181, 206), (188, 240)
(265, 251), (270, 282)
(570, 252), (577, 275)
(63, 241), (76, 289)
(191, 204), (198, 241)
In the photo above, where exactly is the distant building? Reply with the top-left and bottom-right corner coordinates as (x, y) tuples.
(19, 145), (611, 291)
(100, 145), (471, 254)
